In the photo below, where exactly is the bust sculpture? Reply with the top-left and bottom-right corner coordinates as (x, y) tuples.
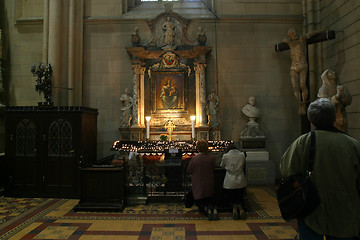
(242, 96), (261, 123)
(120, 88), (133, 127)
(241, 96), (264, 138)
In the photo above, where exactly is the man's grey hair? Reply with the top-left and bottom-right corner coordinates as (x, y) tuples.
(307, 98), (336, 128)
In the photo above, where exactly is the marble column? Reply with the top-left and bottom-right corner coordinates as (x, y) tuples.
(42, 0), (49, 64)
(138, 66), (146, 128)
(47, 0), (83, 106)
(194, 63), (207, 126)
(131, 64), (145, 128)
(48, 0), (62, 105)
(67, 0), (83, 106)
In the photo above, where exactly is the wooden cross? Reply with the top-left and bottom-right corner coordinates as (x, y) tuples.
(275, 30), (336, 132)
(275, 30), (336, 52)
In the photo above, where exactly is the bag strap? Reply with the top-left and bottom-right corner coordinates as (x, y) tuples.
(308, 130), (316, 174)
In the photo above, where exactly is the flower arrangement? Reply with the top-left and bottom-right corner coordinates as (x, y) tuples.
(160, 134), (168, 141)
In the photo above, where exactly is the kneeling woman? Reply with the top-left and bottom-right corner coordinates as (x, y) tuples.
(221, 143), (247, 220)
(187, 140), (218, 220)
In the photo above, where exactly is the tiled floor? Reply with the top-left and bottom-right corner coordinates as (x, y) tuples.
(0, 186), (298, 240)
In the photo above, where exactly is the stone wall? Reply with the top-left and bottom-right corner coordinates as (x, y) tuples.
(319, 0), (360, 140)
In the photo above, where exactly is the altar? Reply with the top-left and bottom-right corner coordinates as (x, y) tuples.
(112, 7), (274, 204)
(112, 140), (230, 204)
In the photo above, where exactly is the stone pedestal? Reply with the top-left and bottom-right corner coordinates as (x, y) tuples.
(197, 126), (209, 141)
(209, 127), (221, 141)
(245, 150), (275, 185)
(119, 127), (145, 141)
(241, 137), (265, 149)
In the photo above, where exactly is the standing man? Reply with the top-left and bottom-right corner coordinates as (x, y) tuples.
(280, 98), (360, 240)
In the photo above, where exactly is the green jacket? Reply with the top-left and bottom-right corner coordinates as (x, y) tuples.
(280, 130), (360, 238)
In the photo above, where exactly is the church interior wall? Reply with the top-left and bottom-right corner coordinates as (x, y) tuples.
(318, 0), (360, 140)
(214, 0), (302, 17)
(1, 0), (359, 181)
(3, 0), (44, 106)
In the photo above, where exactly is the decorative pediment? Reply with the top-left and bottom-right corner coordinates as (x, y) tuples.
(144, 6), (192, 49)
(148, 51), (191, 77)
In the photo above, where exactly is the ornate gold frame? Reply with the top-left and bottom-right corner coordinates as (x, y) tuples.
(151, 70), (187, 113)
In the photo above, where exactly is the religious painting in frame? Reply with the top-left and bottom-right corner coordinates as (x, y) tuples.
(151, 71), (186, 112)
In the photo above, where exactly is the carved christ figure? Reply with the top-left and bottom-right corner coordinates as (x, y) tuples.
(283, 28), (321, 115)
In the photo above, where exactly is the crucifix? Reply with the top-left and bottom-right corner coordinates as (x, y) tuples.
(164, 120), (176, 141)
(275, 29), (336, 117)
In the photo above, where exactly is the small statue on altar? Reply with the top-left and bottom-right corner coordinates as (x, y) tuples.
(206, 88), (220, 127)
(131, 27), (141, 47)
(119, 88), (133, 127)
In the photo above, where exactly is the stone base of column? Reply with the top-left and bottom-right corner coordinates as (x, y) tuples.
(119, 127), (145, 141)
(196, 126), (210, 141)
(209, 127), (221, 141)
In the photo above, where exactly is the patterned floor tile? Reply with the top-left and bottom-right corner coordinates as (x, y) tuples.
(0, 186), (299, 240)
(34, 226), (78, 239)
(260, 225), (297, 239)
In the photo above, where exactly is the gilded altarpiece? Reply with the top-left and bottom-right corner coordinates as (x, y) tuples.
(124, 8), (213, 141)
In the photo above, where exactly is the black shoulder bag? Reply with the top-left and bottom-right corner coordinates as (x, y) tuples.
(276, 131), (321, 221)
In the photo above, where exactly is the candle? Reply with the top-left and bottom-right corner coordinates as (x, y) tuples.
(190, 116), (196, 140)
(145, 116), (151, 140)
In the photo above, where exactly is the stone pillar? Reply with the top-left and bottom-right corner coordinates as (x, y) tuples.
(42, 0), (49, 64)
(47, 0), (84, 106)
(138, 66), (146, 128)
(131, 64), (142, 127)
(67, 0), (83, 106)
(48, 0), (62, 105)
(194, 63), (207, 126)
